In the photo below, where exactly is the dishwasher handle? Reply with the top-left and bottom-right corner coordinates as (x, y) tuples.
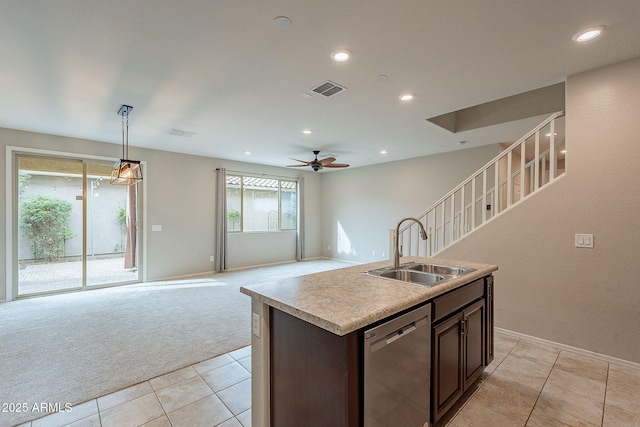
(386, 322), (417, 344)
(368, 315), (429, 353)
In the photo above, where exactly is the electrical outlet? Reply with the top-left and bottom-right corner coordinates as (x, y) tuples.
(328, 245), (331, 251)
(252, 313), (261, 338)
(372, 250), (376, 256)
(210, 256), (214, 262)
(381, 251), (385, 258)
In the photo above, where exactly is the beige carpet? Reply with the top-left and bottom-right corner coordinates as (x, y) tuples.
(0, 259), (352, 427)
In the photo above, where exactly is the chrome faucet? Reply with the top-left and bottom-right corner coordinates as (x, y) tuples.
(394, 217), (428, 269)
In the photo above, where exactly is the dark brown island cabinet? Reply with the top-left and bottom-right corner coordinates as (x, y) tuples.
(269, 274), (495, 427)
(431, 276), (494, 422)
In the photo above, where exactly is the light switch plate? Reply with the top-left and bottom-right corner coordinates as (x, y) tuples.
(575, 233), (594, 248)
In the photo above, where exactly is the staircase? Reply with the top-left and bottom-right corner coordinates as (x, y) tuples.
(397, 111), (565, 257)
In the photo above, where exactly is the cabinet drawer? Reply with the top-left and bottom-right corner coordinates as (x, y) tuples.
(432, 278), (484, 323)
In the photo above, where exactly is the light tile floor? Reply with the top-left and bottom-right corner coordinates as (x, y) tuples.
(19, 346), (252, 427)
(438, 332), (640, 427)
(20, 331), (640, 427)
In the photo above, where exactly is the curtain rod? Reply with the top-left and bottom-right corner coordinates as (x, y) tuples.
(217, 168), (302, 181)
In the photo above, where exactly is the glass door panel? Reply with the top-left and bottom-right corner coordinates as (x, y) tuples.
(16, 154), (141, 297)
(85, 162), (139, 287)
(17, 155), (84, 295)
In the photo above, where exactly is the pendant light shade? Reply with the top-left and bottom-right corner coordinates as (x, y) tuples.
(110, 159), (143, 185)
(110, 105), (143, 186)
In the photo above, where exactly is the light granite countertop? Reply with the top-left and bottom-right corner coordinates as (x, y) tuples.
(240, 257), (498, 336)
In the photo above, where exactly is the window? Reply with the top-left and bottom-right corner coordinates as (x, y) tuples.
(226, 175), (297, 232)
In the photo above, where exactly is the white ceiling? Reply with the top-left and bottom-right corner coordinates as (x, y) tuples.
(1, 1), (639, 170)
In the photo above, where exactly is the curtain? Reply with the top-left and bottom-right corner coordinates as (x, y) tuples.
(296, 176), (305, 261)
(124, 184), (137, 269)
(215, 168), (228, 271)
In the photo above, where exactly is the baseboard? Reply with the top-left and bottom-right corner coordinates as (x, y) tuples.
(150, 257), (357, 281)
(496, 327), (640, 370)
(225, 259), (300, 272)
(320, 256), (362, 265)
(225, 257), (361, 272)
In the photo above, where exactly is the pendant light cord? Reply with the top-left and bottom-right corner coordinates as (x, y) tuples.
(121, 108), (130, 159)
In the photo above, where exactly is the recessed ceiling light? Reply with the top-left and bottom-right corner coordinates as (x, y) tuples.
(273, 16), (291, 30)
(380, 150), (387, 154)
(399, 93), (415, 102)
(302, 129), (312, 135)
(572, 25), (605, 42)
(375, 74), (389, 82)
(331, 48), (351, 63)
(244, 151), (252, 155)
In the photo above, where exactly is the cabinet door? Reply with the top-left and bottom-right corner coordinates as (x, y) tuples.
(432, 313), (463, 421)
(485, 276), (494, 365)
(463, 299), (486, 389)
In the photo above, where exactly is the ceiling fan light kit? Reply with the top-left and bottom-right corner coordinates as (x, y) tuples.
(110, 105), (143, 186)
(287, 150), (349, 172)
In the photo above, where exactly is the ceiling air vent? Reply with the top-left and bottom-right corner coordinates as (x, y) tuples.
(168, 129), (195, 138)
(310, 80), (347, 98)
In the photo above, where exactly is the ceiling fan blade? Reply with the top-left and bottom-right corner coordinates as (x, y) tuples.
(318, 157), (337, 165)
(289, 158), (310, 164)
(286, 164), (310, 167)
(323, 163), (350, 168)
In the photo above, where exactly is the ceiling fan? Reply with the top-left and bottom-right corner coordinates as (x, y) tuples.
(287, 150), (349, 171)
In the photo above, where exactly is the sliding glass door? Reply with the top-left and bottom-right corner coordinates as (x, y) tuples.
(16, 154), (141, 297)
(85, 162), (139, 287)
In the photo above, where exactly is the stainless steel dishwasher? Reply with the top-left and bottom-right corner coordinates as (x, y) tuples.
(364, 303), (431, 427)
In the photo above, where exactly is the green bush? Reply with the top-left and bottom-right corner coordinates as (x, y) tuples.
(227, 209), (241, 230)
(116, 207), (127, 252)
(21, 195), (75, 262)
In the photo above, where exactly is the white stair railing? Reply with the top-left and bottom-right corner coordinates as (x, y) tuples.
(397, 111), (565, 258)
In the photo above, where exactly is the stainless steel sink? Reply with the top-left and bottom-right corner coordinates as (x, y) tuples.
(364, 262), (475, 287)
(379, 269), (445, 285)
(405, 263), (473, 276)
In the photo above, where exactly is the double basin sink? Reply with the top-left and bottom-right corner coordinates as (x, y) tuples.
(364, 262), (475, 287)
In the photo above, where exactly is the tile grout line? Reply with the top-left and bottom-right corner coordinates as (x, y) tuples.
(96, 397), (103, 427)
(196, 368), (237, 427)
(151, 388), (172, 427)
(484, 337), (536, 427)
(522, 349), (560, 426)
(600, 364), (610, 427)
(445, 336), (521, 426)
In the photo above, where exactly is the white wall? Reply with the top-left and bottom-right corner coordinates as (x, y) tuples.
(1, 129), (322, 300)
(320, 144), (500, 264)
(440, 57), (640, 363)
(228, 231), (297, 269)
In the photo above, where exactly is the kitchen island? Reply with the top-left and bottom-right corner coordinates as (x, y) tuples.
(240, 256), (498, 427)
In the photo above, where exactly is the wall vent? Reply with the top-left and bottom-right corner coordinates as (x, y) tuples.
(168, 129), (195, 137)
(310, 80), (347, 97)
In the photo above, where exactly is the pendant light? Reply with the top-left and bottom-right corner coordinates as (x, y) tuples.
(110, 104), (143, 186)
